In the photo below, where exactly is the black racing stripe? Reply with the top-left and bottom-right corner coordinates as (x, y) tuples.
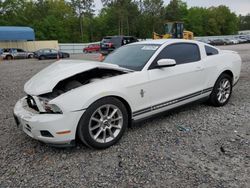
(133, 107), (151, 116)
(151, 90), (202, 111)
(202, 87), (213, 93)
(133, 87), (213, 117)
(153, 90), (202, 109)
(133, 108), (151, 116)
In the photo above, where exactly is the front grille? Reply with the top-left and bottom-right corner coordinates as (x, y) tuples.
(26, 95), (39, 111)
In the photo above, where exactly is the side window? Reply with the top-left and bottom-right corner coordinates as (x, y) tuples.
(17, 49), (24, 52)
(152, 43), (200, 67)
(12, 49), (17, 53)
(51, 49), (58, 53)
(205, 45), (218, 56)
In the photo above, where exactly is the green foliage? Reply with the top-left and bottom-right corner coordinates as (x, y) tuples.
(165, 0), (188, 21)
(239, 14), (250, 30)
(0, 0), (245, 42)
(185, 5), (239, 36)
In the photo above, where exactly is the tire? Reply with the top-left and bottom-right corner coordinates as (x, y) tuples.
(77, 97), (128, 149)
(39, 55), (45, 60)
(209, 74), (233, 107)
(28, 54), (33, 59)
(6, 55), (13, 60)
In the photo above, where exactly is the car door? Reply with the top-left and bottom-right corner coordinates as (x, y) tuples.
(147, 43), (206, 110)
(42, 49), (50, 58)
(89, 45), (94, 52)
(16, 49), (26, 59)
(11, 49), (19, 59)
(49, 49), (58, 58)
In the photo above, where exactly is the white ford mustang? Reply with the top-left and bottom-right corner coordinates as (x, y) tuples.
(14, 39), (241, 149)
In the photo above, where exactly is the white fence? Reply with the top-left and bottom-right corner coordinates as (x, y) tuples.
(59, 42), (99, 54)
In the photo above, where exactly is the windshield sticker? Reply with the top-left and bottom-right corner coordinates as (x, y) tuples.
(141, 46), (158, 50)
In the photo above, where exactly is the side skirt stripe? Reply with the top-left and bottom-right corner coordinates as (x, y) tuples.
(132, 87), (213, 117)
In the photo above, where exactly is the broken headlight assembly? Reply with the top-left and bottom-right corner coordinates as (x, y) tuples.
(38, 97), (62, 114)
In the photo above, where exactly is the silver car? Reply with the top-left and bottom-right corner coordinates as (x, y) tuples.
(1, 48), (34, 60)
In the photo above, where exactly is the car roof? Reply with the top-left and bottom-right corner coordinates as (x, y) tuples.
(127, 39), (220, 51)
(133, 39), (202, 45)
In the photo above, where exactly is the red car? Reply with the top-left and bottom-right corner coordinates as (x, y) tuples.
(83, 44), (100, 53)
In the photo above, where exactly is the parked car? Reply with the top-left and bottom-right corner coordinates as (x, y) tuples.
(34, 48), (70, 60)
(100, 35), (138, 55)
(231, 39), (240, 44)
(83, 44), (100, 53)
(235, 37), (247, 44)
(13, 39), (241, 149)
(209, 39), (226, 46)
(223, 39), (235, 45)
(196, 38), (211, 44)
(1, 48), (34, 60)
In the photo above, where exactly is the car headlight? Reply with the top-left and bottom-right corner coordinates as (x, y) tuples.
(39, 97), (62, 114)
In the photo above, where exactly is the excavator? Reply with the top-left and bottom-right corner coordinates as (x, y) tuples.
(153, 21), (193, 40)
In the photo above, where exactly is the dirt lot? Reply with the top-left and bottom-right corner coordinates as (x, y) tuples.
(0, 45), (249, 187)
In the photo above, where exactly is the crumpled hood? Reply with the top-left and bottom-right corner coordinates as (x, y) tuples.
(24, 59), (129, 95)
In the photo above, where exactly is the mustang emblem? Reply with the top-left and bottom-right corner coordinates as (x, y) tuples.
(140, 89), (145, 98)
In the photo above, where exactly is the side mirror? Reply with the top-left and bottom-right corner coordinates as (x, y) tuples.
(156, 59), (176, 68)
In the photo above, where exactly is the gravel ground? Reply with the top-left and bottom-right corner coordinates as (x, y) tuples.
(0, 44), (249, 187)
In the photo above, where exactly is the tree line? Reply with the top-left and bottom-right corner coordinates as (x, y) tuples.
(0, 0), (249, 43)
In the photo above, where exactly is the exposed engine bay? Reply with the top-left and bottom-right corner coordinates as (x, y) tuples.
(40, 68), (126, 99)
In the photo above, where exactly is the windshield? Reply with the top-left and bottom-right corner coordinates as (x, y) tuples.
(104, 44), (159, 71)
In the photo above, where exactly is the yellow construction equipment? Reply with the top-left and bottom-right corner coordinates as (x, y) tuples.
(153, 22), (194, 40)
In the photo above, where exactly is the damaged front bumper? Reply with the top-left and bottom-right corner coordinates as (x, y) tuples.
(13, 97), (84, 146)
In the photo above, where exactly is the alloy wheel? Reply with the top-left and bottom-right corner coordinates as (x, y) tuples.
(217, 78), (231, 104)
(88, 104), (123, 143)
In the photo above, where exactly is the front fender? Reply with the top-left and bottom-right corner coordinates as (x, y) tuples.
(75, 91), (133, 112)
(51, 84), (133, 113)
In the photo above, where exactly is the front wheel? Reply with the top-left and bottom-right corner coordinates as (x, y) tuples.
(28, 54), (33, 58)
(77, 97), (128, 149)
(39, 55), (45, 60)
(209, 74), (232, 107)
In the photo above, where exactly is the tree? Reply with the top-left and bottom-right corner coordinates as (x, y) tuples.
(70, 0), (94, 41)
(239, 14), (250, 30)
(165, 0), (188, 21)
(141, 0), (165, 36)
(185, 7), (207, 36)
(101, 0), (139, 35)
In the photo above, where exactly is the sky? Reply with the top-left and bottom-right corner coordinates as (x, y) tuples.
(94, 0), (250, 16)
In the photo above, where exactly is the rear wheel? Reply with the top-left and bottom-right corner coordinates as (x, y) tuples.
(77, 97), (128, 149)
(209, 74), (232, 106)
(6, 55), (13, 60)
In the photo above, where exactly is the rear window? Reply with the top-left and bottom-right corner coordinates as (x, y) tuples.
(102, 37), (122, 47)
(3, 49), (11, 53)
(205, 45), (219, 56)
(102, 37), (112, 43)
